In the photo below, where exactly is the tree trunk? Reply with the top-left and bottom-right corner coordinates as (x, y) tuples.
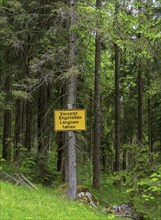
(25, 101), (32, 151)
(64, 135), (69, 182)
(66, 0), (77, 199)
(57, 132), (64, 172)
(123, 150), (126, 170)
(2, 77), (12, 160)
(24, 47), (32, 152)
(138, 62), (143, 145)
(147, 78), (153, 152)
(14, 99), (23, 162)
(37, 82), (49, 156)
(93, 0), (101, 190)
(89, 91), (93, 177)
(114, 43), (121, 172)
(137, 1), (143, 146)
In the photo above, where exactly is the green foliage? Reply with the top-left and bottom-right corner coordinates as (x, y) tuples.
(91, 182), (129, 207)
(0, 1), (161, 219)
(132, 166), (161, 220)
(77, 157), (92, 184)
(19, 150), (36, 171)
(1, 150), (60, 187)
(63, 66), (80, 78)
(106, 145), (161, 219)
(0, 92), (4, 108)
(0, 156), (6, 171)
(12, 91), (32, 101)
(27, 152), (60, 186)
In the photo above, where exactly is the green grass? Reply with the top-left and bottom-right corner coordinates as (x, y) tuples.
(1, 181), (125, 220)
(88, 183), (130, 206)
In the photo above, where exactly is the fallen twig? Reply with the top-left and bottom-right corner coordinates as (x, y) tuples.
(1, 171), (18, 183)
(15, 173), (31, 188)
(19, 173), (38, 190)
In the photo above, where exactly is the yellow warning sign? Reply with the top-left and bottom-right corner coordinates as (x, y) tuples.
(54, 109), (86, 131)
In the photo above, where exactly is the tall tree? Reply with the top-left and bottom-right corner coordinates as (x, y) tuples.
(2, 76), (12, 160)
(14, 99), (24, 162)
(137, 0), (143, 145)
(67, 0), (77, 199)
(93, 0), (101, 190)
(114, 42), (121, 171)
(37, 82), (50, 156)
(113, 1), (121, 172)
(137, 55), (143, 145)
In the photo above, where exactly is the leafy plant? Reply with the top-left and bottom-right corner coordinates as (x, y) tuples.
(132, 165), (161, 219)
(106, 144), (161, 219)
(0, 156), (6, 171)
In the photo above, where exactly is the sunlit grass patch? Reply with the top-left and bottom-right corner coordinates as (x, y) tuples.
(1, 181), (125, 220)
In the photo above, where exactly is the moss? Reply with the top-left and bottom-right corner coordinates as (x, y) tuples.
(77, 185), (89, 193)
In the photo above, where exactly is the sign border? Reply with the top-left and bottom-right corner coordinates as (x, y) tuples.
(54, 109), (86, 132)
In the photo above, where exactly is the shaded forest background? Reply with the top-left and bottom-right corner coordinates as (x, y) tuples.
(0, 0), (161, 218)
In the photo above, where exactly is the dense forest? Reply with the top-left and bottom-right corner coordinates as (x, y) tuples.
(0, 0), (161, 219)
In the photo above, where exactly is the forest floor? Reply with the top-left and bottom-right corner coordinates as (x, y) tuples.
(0, 180), (131, 220)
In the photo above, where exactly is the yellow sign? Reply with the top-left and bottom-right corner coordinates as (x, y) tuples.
(54, 109), (86, 131)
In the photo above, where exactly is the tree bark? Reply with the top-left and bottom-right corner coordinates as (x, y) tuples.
(66, 0), (77, 199)
(93, 0), (101, 190)
(24, 46), (32, 152)
(89, 91), (93, 177)
(147, 78), (153, 152)
(123, 150), (126, 170)
(57, 132), (64, 172)
(25, 101), (32, 151)
(2, 77), (12, 160)
(114, 43), (121, 172)
(137, 1), (143, 146)
(138, 62), (143, 145)
(37, 82), (49, 156)
(14, 99), (24, 162)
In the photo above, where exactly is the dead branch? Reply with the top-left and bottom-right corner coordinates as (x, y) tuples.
(1, 171), (38, 190)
